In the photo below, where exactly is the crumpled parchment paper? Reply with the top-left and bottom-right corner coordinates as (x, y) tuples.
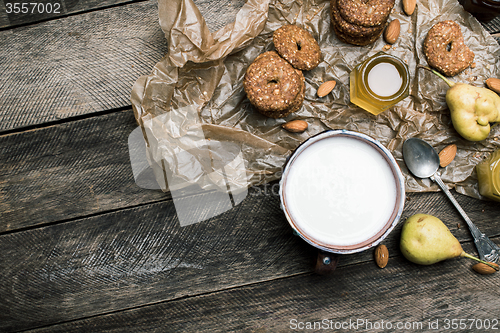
(131, 0), (500, 200)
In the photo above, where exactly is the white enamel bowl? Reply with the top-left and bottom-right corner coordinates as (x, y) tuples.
(279, 130), (405, 254)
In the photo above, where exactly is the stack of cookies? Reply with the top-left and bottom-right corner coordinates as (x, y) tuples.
(330, 0), (395, 46)
(244, 25), (321, 118)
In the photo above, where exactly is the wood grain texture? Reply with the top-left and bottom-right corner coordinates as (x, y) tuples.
(0, 0), (497, 132)
(0, 0), (167, 132)
(193, 0), (246, 32)
(0, 1), (9, 27)
(18, 239), (500, 333)
(0, 110), (167, 232)
(0, 193), (314, 332)
(1, 1), (500, 332)
(0, 0), (145, 29)
(482, 15), (500, 34)
(2, 108), (500, 236)
(1, 185), (499, 332)
(0, 0), (248, 133)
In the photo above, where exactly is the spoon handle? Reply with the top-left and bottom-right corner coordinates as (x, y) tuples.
(430, 174), (500, 263)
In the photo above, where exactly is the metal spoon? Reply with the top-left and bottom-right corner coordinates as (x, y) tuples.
(403, 138), (500, 263)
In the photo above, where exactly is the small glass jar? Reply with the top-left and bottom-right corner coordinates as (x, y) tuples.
(350, 52), (410, 116)
(476, 149), (500, 202)
(458, 0), (500, 22)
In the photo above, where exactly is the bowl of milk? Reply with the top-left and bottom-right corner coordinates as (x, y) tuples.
(279, 130), (405, 254)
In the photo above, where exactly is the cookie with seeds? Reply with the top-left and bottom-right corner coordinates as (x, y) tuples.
(337, 0), (395, 28)
(330, 17), (383, 46)
(260, 72), (305, 118)
(423, 20), (474, 77)
(244, 51), (304, 118)
(273, 24), (321, 71)
(330, 0), (384, 39)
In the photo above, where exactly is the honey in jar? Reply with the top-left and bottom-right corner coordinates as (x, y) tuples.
(476, 149), (500, 202)
(350, 52), (410, 116)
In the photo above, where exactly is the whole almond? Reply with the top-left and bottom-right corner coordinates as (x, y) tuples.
(282, 120), (308, 133)
(485, 78), (500, 94)
(384, 19), (400, 44)
(403, 0), (416, 15)
(438, 144), (457, 168)
(472, 262), (499, 275)
(374, 244), (389, 268)
(317, 80), (337, 97)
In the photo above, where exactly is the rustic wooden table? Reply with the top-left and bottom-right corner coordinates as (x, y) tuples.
(1, 0), (500, 332)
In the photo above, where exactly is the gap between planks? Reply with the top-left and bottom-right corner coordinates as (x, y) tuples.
(0, 106), (130, 137)
(17, 269), (311, 333)
(17, 236), (500, 333)
(0, 194), (170, 237)
(0, 0), (150, 31)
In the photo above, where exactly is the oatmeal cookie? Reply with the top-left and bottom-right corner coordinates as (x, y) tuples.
(330, 19), (383, 46)
(244, 51), (304, 117)
(423, 20), (474, 77)
(330, 0), (384, 39)
(273, 25), (321, 71)
(260, 72), (305, 118)
(337, 0), (395, 28)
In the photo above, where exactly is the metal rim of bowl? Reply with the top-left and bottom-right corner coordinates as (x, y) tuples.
(279, 129), (406, 254)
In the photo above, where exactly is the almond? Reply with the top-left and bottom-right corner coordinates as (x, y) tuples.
(485, 78), (500, 94)
(384, 19), (400, 44)
(282, 120), (308, 133)
(374, 244), (389, 268)
(472, 262), (499, 275)
(317, 80), (337, 97)
(438, 144), (457, 168)
(403, 0), (416, 15)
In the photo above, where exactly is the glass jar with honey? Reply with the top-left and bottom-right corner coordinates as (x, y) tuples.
(350, 52), (410, 116)
(476, 149), (500, 202)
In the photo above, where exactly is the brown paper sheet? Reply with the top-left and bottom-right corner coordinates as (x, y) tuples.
(131, 0), (500, 200)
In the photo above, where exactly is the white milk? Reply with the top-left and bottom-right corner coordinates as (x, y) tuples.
(284, 137), (397, 247)
(367, 62), (402, 97)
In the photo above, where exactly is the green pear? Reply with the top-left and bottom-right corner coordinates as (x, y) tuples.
(419, 66), (500, 141)
(400, 214), (498, 270)
(447, 83), (500, 141)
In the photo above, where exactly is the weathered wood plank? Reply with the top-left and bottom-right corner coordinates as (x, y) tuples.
(1, 182), (499, 331)
(0, 0), (166, 132)
(0, 110), (168, 232)
(0, 194), (313, 332)
(1, 0), (498, 33)
(2, 107), (500, 235)
(482, 15), (500, 34)
(0, 0), (248, 132)
(0, 1), (10, 27)
(193, 0), (246, 32)
(0, 0), (246, 30)
(0, 0), (497, 133)
(23, 240), (500, 333)
(0, 0), (144, 29)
